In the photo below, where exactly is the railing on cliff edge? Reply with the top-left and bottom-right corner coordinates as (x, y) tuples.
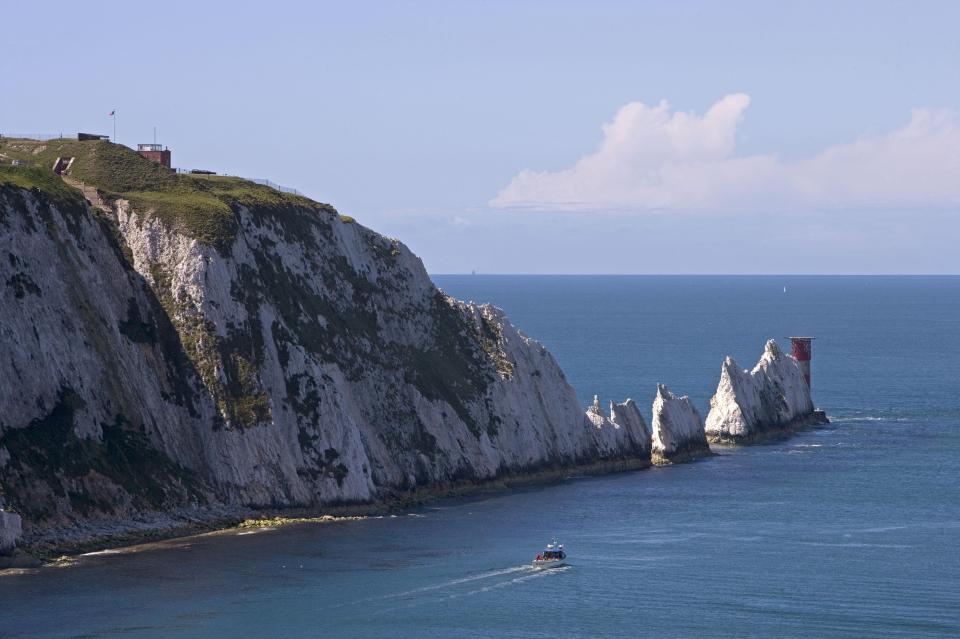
(0, 133), (77, 141)
(248, 178), (303, 196)
(173, 168), (303, 196)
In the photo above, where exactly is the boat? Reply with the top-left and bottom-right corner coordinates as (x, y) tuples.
(532, 539), (567, 568)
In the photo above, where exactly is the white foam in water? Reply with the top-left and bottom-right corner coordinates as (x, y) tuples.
(451, 565), (569, 599)
(827, 416), (909, 423)
(364, 565), (553, 615)
(799, 541), (913, 549)
(79, 549), (125, 557)
(331, 565), (533, 611)
(855, 524), (912, 534)
(403, 565), (531, 594)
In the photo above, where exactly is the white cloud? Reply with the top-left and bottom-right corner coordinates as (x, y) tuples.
(490, 94), (960, 212)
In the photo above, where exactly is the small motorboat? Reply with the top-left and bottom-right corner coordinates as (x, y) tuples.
(532, 539), (567, 569)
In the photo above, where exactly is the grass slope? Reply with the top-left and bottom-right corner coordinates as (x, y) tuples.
(0, 164), (84, 207)
(0, 137), (339, 253)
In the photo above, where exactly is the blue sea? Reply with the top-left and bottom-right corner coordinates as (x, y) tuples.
(2, 276), (958, 638)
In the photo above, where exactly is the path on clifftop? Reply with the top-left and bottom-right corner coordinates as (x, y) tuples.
(61, 174), (111, 214)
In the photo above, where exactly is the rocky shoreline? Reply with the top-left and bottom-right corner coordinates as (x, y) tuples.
(2, 456), (651, 569)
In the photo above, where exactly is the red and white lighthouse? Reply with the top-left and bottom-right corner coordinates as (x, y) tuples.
(789, 337), (814, 388)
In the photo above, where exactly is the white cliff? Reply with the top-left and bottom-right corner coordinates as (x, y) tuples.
(705, 339), (827, 443)
(0, 173), (651, 550)
(651, 384), (710, 464)
(0, 500), (22, 555)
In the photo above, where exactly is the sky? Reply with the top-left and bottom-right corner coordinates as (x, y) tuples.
(2, 1), (958, 274)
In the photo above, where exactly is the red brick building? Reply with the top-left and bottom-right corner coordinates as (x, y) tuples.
(137, 143), (171, 168)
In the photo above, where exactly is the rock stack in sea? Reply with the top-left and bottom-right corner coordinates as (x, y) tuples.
(584, 396), (652, 462)
(651, 384), (711, 464)
(705, 339), (829, 444)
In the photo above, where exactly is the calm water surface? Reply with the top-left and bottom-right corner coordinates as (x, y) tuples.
(2, 275), (958, 638)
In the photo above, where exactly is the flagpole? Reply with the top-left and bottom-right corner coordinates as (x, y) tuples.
(113, 110), (116, 143)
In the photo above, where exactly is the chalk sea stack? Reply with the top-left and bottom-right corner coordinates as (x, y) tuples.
(705, 339), (829, 444)
(651, 384), (711, 464)
(0, 139), (650, 553)
(585, 396), (652, 463)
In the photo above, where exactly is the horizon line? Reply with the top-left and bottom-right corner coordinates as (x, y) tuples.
(428, 272), (960, 277)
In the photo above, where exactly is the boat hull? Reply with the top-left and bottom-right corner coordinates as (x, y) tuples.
(532, 559), (567, 569)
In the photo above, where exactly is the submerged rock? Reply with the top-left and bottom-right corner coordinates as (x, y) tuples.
(651, 384), (710, 464)
(705, 339), (828, 444)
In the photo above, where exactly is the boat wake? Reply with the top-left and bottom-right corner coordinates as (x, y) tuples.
(391, 565), (531, 598)
(825, 416), (909, 424)
(331, 563), (566, 614)
(449, 565), (570, 599)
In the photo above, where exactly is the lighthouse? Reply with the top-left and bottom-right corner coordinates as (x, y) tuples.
(789, 337), (814, 388)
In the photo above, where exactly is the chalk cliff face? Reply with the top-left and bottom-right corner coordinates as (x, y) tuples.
(0, 498), (21, 555)
(0, 179), (648, 546)
(704, 339), (825, 443)
(651, 384), (710, 464)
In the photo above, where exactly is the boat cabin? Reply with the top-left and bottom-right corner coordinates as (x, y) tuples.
(537, 542), (566, 560)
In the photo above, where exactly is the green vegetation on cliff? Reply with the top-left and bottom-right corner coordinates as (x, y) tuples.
(0, 387), (203, 519)
(0, 164), (84, 207)
(1, 134), (517, 502)
(0, 137), (335, 254)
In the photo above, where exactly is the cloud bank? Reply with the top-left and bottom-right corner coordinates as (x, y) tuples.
(490, 94), (960, 212)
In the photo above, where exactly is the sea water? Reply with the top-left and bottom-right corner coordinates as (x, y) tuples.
(1, 276), (958, 638)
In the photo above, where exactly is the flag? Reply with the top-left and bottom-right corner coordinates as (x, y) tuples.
(108, 110), (115, 116)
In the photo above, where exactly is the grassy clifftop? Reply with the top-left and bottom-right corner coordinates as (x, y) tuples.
(0, 164), (84, 207)
(0, 138), (337, 254)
